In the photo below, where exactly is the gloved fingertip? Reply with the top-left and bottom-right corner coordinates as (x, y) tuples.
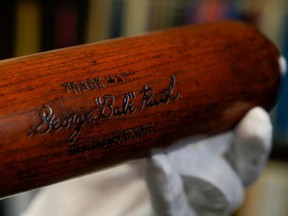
(246, 107), (271, 127)
(229, 107), (273, 186)
(145, 153), (175, 179)
(279, 55), (287, 77)
(144, 152), (189, 214)
(234, 107), (272, 151)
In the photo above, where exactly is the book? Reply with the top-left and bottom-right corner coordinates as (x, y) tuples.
(85, 0), (112, 42)
(0, 1), (16, 59)
(257, 0), (286, 50)
(54, 0), (79, 48)
(163, 0), (183, 27)
(40, 0), (57, 51)
(14, 0), (41, 57)
(121, 0), (151, 36)
(148, 0), (169, 30)
(234, 0), (260, 24)
(110, 0), (124, 38)
(76, 0), (89, 45)
(184, 0), (240, 24)
(167, 0), (187, 26)
(41, 0), (88, 50)
(149, 0), (186, 31)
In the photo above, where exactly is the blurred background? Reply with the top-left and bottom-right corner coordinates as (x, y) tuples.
(0, 0), (287, 215)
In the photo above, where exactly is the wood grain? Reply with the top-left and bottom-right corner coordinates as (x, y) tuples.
(0, 21), (280, 198)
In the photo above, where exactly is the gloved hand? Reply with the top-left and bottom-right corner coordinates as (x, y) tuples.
(22, 107), (272, 216)
(144, 107), (272, 216)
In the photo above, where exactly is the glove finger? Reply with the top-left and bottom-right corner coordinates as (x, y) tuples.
(225, 106), (272, 187)
(279, 55), (286, 76)
(167, 148), (244, 216)
(145, 151), (197, 216)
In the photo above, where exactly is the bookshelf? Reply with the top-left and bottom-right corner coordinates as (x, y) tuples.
(0, 0), (287, 215)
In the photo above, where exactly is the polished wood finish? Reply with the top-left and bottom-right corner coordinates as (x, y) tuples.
(0, 21), (280, 198)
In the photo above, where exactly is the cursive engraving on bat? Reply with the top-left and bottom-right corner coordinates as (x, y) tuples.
(29, 75), (180, 145)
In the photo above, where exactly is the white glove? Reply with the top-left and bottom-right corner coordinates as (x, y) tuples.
(144, 107), (272, 216)
(22, 107), (272, 216)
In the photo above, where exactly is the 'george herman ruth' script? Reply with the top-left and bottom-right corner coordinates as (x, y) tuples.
(29, 75), (181, 145)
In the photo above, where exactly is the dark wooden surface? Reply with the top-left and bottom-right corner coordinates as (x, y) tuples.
(0, 21), (280, 198)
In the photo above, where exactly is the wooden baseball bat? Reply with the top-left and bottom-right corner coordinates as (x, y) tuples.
(0, 21), (280, 198)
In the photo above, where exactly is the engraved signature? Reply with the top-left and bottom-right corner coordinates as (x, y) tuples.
(29, 75), (180, 144)
(140, 75), (180, 110)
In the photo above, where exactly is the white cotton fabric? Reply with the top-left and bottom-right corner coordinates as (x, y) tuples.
(22, 107), (272, 216)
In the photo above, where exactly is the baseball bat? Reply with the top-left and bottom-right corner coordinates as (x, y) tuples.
(0, 21), (280, 198)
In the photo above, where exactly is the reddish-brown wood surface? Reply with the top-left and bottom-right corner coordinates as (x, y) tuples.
(0, 21), (280, 198)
